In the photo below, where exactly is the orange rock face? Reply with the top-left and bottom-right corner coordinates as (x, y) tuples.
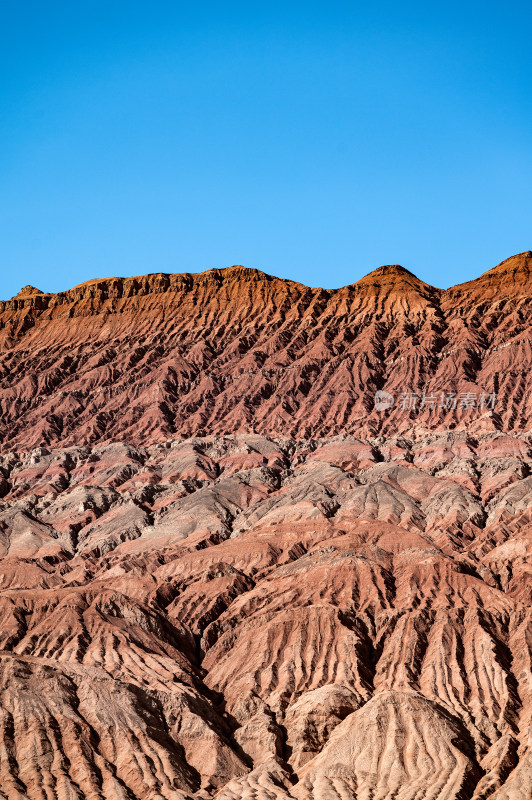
(0, 255), (531, 798)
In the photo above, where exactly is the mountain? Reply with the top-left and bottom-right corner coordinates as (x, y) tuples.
(1, 252), (532, 450)
(0, 254), (531, 799)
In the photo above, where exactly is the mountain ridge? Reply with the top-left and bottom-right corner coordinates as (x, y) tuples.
(0, 251), (531, 451)
(4, 250), (532, 307)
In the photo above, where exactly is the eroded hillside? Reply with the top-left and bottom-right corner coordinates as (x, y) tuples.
(0, 252), (531, 449)
(0, 432), (530, 798)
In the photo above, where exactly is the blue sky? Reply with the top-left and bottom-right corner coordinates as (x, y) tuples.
(1, 1), (531, 298)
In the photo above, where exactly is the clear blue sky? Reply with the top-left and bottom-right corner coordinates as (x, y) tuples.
(1, 1), (531, 298)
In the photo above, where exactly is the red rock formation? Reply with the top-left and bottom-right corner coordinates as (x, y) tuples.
(0, 255), (530, 798)
(1, 252), (531, 450)
(0, 433), (528, 797)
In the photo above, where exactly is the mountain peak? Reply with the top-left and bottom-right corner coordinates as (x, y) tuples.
(481, 250), (532, 279)
(14, 285), (44, 298)
(447, 250), (532, 296)
(199, 264), (275, 282)
(353, 263), (439, 295)
(370, 264), (415, 276)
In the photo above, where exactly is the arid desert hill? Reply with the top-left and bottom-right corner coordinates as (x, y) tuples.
(0, 254), (531, 799)
(1, 250), (531, 450)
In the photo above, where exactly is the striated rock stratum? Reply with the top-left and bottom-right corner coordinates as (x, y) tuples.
(0, 254), (531, 799)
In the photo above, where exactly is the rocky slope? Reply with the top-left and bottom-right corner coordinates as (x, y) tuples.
(0, 252), (531, 450)
(0, 433), (530, 798)
(0, 254), (531, 799)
